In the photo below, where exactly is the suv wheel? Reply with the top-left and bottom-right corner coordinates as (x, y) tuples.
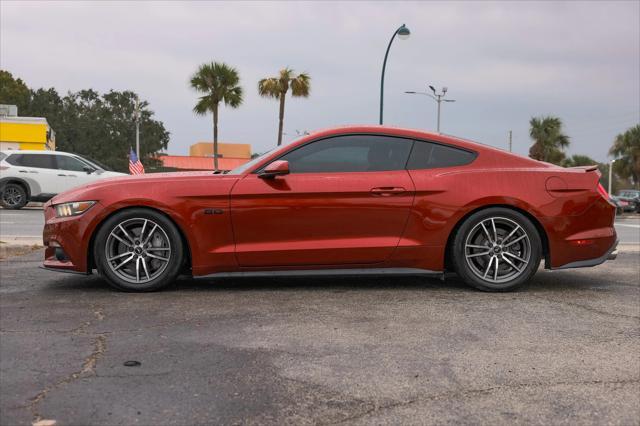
(0, 183), (28, 209)
(452, 208), (542, 292)
(94, 208), (184, 292)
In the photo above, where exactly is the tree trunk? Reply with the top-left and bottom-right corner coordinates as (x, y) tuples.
(277, 92), (286, 146)
(213, 105), (219, 171)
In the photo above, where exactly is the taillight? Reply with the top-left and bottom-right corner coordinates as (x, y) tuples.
(0, 166), (8, 171)
(597, 183), (609, 200)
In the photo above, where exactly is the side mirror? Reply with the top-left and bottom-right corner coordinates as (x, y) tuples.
(83, 166), (96, 174)
(259, 160), (290, 179)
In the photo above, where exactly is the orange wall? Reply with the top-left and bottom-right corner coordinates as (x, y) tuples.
(190, 142), (252, 159)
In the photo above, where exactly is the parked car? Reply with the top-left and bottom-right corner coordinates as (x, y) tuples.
(0, 150), (126, 209)
(610, 196), (631, 214)
(615, 189), (640, 213)
(42, 126), (617, 292)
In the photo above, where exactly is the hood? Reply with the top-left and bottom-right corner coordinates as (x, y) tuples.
(50, 171), (235, 205)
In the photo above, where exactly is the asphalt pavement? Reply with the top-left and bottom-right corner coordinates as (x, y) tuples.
(1, 247), (639, 425)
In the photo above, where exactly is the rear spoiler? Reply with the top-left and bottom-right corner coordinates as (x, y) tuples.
(569, 165), (599, 172)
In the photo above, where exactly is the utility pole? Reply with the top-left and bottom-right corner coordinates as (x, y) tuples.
(404, 85), (455, 133)
(133, 97), (141, 157)
(508, 130), (512, 152)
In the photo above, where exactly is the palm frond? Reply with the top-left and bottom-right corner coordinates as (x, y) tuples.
(258, 78), (281, 98)
(290, 73), (311, 97)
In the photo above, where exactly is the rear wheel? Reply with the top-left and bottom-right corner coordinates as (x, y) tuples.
(93, 208), (184, 292)
(452, 208), (542, 291)
(0, 183), (28, 209)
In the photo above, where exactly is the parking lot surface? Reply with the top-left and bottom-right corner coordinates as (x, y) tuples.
(1, 248), (638, 425)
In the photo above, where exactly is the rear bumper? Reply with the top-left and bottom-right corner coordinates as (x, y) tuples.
(552, 239), (618, 270)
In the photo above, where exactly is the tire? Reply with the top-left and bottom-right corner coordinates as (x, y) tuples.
(93, 208), (184, 292)
(451, 207), (542, 292)
(0, 183), (28, 210)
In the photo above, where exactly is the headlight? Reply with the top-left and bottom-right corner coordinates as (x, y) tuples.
(55, 201), (96, 217)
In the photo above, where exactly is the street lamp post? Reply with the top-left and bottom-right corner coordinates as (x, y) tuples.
(609, 159), (616, 197)
(405, 85), (456, 133)
(379, 24), (410, 125)
(133, 97), (141, 157)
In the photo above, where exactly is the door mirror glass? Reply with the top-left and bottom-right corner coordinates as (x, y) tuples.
(83, 166), (96, 174)
(259, 160), (290, 178)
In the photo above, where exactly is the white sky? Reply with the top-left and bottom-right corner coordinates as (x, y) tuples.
(1, 1), (638, 161)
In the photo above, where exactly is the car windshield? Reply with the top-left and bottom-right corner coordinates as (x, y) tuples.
(228, 149), (276, 175)
(76, 154), (112, 171)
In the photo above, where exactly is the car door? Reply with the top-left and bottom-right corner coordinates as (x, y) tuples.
(54, 155), (97, 189)
(11, 154), (63, 195)
(230, 134), (416, 267)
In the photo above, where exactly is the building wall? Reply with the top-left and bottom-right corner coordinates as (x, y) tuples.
(189, 142), (251, 159)
(0, 120), (54, 151)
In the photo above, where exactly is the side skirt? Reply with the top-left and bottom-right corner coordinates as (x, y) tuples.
(196, 267), (443, 279)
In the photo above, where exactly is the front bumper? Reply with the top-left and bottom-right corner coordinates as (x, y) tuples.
(42, 201), (102, 274)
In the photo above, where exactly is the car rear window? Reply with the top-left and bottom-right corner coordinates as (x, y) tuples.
(5, 154), (23, 166)
(0, 152), (6, 162)
(407, 140), (476, 170)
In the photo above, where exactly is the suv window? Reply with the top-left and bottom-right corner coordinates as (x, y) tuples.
(56, 155), (90, 172)
(407, 140), (476, 170)
(277, 135), (414, 173)
(10, 154), (56, 169)
(5, 154), (23, 166)
(0, 153), (6, 162)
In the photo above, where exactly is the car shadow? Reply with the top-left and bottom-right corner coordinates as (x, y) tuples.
(41, 267), (622, 295)
(43, 271), (476, 294)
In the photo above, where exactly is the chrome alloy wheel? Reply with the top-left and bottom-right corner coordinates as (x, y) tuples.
(2, 187), (23, 207)
(104, 218), (171, 284)
(464, 216), (531, 284)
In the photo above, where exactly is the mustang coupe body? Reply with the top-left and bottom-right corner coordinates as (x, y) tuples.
(43, 126), (617, 291)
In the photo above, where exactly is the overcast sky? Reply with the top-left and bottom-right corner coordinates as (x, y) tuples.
(1, 1), (638, 161)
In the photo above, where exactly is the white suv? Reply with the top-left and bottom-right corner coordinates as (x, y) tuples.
(0, 150), (126, 209)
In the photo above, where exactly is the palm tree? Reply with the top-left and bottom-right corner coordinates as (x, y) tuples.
(528, 116), (570, 165)
(609, 124), (640, 188)
(562, 154), (598, 168)
(190, 62), (243, 171)
(258, 68), (310, 146)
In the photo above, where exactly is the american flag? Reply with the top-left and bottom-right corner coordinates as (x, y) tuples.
(129, 148), (145, 175)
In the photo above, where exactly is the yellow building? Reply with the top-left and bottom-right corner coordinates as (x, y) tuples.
(189, 142), (251, 159)
(0, 116), (56, 151)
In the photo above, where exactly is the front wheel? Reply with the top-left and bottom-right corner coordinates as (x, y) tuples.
(452, 208), (542, 292)
(93, 208), (184, 292)
(0, 183), (28, 209)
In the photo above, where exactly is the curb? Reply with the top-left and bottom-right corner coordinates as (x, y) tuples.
(0, 243), (43, 259)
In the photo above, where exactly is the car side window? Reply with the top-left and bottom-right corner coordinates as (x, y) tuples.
(407, 140), (476, 170)
(15, 154), (56, 169)
(277, 135), (414, 173)
(5, 154), (23, 166)
(56, 155), (89, 172)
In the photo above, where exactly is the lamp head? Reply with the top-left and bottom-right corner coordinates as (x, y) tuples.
(397, 24), (411, 40)
(429, 85), (436, 94)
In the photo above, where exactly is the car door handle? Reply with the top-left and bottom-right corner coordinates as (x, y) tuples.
(58, 174), (67, 177)
(18, 170), (28, 173)
(370, 187), (406, 196)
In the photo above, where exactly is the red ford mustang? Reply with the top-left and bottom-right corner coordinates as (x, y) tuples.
(42, 126), (618, 292)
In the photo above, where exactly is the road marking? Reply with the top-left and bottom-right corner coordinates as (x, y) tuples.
(0, 222), (16, 224)
(616, 224), (640, 229)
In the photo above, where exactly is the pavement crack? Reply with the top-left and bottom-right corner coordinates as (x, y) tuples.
(26, 334), (107, 424)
